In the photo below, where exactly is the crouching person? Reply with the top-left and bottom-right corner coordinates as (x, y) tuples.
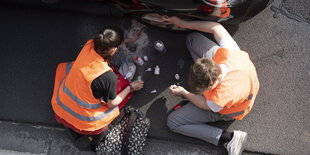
(51, 26), (143, 151)
(165, 17), (259, 155)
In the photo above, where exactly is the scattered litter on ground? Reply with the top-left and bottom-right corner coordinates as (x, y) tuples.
(143, 56), (148, 61)
(154, 65), (160, 75)
(111, 20), (149, 67)
(175, 74), (180, 80)
(145, 68), (152, 72)
(154, 40), (167, 53)
(137, 76), (142, 81)
(135, 56), (144, 66)
(118, 60), (136, 81)
(150, 90), (157, 94)
(128, 20), (150, 56)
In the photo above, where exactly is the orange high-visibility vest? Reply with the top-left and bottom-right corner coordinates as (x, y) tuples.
(203, 48), (259, 120)
(51, 40), (119, 131)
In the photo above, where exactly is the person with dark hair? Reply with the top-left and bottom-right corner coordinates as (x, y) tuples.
(164, 17), (259, 155)
(51, 26), (144, 150)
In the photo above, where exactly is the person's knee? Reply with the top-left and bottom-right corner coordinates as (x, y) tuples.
(187, 32), (203, 43)
(186, 32), (198, 48)
(167, 112), (179, 132)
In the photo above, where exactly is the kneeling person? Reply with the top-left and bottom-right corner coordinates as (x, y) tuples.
(51, 26), (144, 150)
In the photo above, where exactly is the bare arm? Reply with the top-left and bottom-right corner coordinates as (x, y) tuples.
(107, 80), (144, 108)
(106, 85), (131, 107)
(169, 85), (210, 110)
(164, 16), (233, 45)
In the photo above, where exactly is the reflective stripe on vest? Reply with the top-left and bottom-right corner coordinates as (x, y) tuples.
(63, 61), (102, 109)
(56, 62), (118, 122)
(221, 94), (253, 118)
(65, 62), (72, 75)
(62, 79), (102, 109)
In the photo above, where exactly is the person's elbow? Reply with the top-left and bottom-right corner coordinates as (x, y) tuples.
(210, 22), (224, 34)
(106, 98), (119, 108)
(212, 23), (232, 44)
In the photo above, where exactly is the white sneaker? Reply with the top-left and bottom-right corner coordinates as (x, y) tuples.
(226, 130), (248, 155)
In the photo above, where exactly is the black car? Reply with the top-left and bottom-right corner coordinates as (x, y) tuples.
(108, 0), (274, 30)
(2, 0), (273, 30)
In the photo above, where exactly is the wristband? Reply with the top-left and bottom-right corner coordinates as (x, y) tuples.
(180, 89), (185, 99)
(129, 84), (134, 92)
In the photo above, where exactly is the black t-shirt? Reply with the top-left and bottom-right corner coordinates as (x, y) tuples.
(91, 71), (118, 102)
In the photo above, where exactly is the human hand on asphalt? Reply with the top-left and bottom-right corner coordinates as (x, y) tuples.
(169, 84), (185, 97)
(130, 80), (144, 91)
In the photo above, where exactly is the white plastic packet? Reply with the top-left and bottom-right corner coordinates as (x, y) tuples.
(118, 58), (136, 81)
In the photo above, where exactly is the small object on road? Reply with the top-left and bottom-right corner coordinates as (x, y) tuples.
(143, 56), (148, 61)
(174, 101), (189, 110)
(154, 40), (167, 53)
(154, 65), (160, 75)
(150, 90), (157, 94)
(134, 56), (144, 66)
(175, 74), (180, 80)
(126, 72), (133, 81)
(118, 58), (136, 81)
(145, 68), (152, 71)
(137, 76), (142, 81)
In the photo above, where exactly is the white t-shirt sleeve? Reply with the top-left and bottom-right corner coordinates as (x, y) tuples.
(207, 100), (223, 112)
(219, 38), (240, 50)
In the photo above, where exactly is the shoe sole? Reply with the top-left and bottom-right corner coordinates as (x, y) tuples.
(237, 132), (248, 155)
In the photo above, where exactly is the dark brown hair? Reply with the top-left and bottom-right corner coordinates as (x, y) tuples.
(93, 26), (124, 61)
(189, 58), (221, 94)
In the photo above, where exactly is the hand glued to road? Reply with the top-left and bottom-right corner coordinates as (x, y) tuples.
(169, 84), (185, 97)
